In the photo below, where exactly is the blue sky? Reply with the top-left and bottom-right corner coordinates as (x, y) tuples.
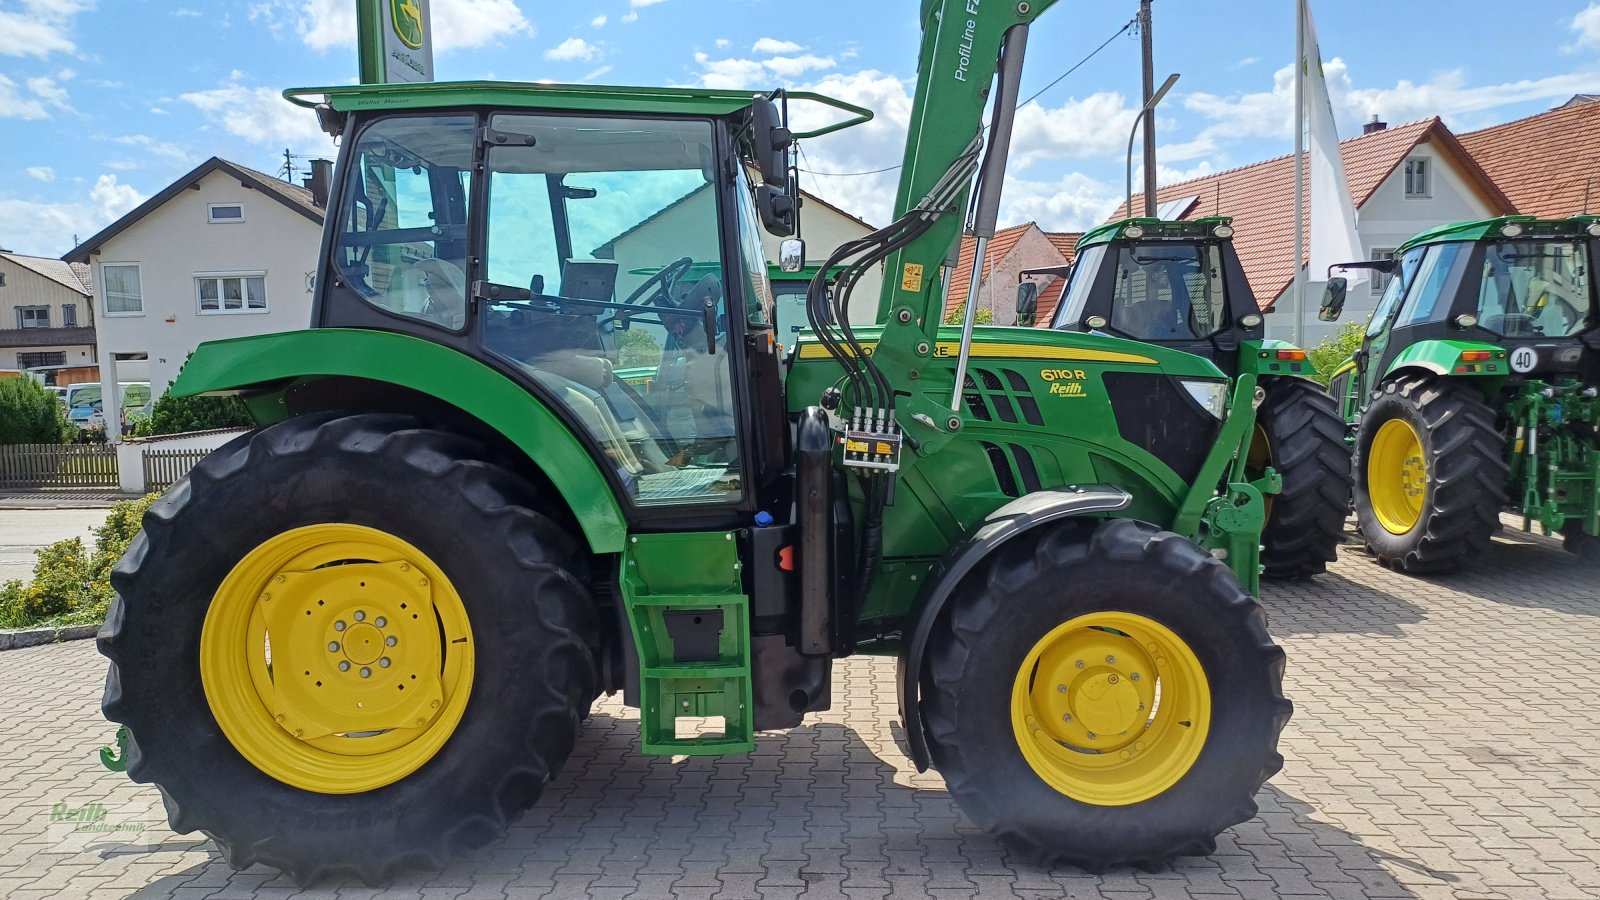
(3, 0), (1599, 257)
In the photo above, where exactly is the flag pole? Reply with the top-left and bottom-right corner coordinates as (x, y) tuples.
(1292, 0), (1306, 344)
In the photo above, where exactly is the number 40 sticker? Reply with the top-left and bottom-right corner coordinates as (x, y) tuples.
(1509, 346), (1538, 373)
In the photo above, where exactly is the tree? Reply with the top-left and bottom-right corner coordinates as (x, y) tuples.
(1306, 322), (1367, 386)
(616, 329), (664, 368)
(0, 377), (73, 444)
(943, 304), (995, 327)
(136, 391), (254, 436)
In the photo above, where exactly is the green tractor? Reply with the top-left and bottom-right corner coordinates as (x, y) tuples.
(1322, 215), (1600, 571)
(98, 0), (1290, 883)
(1044, 217), (1352, 578)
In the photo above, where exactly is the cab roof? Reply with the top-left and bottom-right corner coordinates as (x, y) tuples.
(1076, 216), (1235, 250)
(284, 81), (871, 140)
(1397, 215), (1600, 254)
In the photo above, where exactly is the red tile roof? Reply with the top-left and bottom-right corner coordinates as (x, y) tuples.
(1459, 97), (1600, 219)
(1110, 118), (1513, 307)
(945, 222), (1035, 316)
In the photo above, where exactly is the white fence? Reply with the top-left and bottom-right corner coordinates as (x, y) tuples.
(115, 429), (250, 494)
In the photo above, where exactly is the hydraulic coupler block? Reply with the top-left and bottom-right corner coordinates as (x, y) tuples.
(841, 408), (902, 473)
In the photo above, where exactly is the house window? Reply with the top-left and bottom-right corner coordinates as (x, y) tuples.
(196, 273), (267, 314)
(18, 351), (66, 368)
(1404, 158), (1430, 198)
(0, 272), (7, 287)
(62, 304), (77, 327)
(103, 264), (143, 314)
(1370, 248), (1397, 296)
(16, 306), (50, 329)
(208, 203), (245, 223)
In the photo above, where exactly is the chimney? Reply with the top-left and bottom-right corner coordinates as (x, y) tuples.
(1363, 114), (1387, 135)
(303, 159), (334, 208)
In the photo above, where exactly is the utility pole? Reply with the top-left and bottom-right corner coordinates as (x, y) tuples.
(1139, 0), (1157, 216)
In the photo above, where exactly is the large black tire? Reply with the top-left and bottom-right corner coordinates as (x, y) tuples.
(1353, 375), (1508, 573)
(99, 414), (597, 884)
(922, 519), (1291, 869)
(1254, 377), (1352, 579)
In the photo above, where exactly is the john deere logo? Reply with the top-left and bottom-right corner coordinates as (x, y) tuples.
(390, 0), (424, 50)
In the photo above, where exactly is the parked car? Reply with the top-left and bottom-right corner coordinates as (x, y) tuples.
(65, 382), (151, 438)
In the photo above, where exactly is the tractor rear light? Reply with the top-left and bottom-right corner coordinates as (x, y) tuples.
(1178, 379), (1228, 419)
(1460, 350), (1492, 362)
(1275, 349), (1307, 361)
(1588, 221), (1600, 237)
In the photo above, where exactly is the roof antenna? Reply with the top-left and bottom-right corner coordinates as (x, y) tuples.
(1584, 177), (1593, 215)
(1214, 180), (1221, 216)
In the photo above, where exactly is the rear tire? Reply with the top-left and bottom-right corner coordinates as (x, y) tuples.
(99, 413), (597, 884)
(922, 519), (1291, 869)
(1254, 377), (1351, 579)
(1353, 375), (1508, 572)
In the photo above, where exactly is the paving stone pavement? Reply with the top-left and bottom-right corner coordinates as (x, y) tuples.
(0, 516), (1595, 899)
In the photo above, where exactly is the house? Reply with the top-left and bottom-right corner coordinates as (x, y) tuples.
(1115, 117), (1513, 345)
(594, 186), (882, 321)
(1458, 95), (1600, 219)
(64, 157), (329, 436)
(943, 223), (1083, 327)
(0, 250), (95, 372)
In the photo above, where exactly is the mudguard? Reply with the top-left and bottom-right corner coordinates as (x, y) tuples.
(171, 328), (629, 553)
(1384, 339), (1508, 379)
(896, 485), (1133, 772)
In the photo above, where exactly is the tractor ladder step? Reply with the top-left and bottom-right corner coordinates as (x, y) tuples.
(621, 532), (754, 755)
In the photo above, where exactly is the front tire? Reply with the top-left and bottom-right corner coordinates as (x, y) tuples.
(1253, 377), (1351, 579)
(1353, 375), (1507, 572)
(922, 519), (1291, 869)
(99, 414), (597, 884)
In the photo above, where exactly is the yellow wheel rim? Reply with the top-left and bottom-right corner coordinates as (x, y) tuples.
(1368, 418), (1427, 535)
(1009, 612), (1211, 806)
(200, 524), (474, 794)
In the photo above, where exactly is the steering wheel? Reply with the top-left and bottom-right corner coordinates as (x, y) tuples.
(623, 256), (695, 308)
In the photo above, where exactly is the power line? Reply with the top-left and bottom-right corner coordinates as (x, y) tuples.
(795, 13), (1138, 179)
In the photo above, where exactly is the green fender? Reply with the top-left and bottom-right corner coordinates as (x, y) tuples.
(172, 329), (629, 554)
(1236, 339), (1318, 378)
(1382, 339), (1510, 398)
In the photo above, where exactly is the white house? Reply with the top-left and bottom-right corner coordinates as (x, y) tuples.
(64, 157), (328, 435)
(0, 250), (95, 372)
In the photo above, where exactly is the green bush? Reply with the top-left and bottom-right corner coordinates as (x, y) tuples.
(616, 329), (664, 368)
(1306, 322), (1367, 386)
(0, 493), (160, 630)
(140, 390), (254, 436)
(942, 304), (996, 326)
(0, 377), (73, 445)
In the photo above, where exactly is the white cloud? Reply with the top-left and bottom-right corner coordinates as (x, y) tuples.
(621, 12), (638, 23)
(25, 166), (54, 182)
(0, 174), (147, 257)
(0, 74), (48, 120)
(590, 14), (607, 27)
(691, 52), (768, 90)
(753, 37), (804, 55)
(583, 65), (613, 82)
(173, 7), (202, 16)
(26, 75), (70, 109)
(1000, 171), (1122, 232)
(632, 0), (668, 6)
(1011, 92), (1143, 167)
(113, 134), (196, 167)
(714, 38), (730, 48)
(762, 55), (836, 77)
(1573, 3), (1600, 51)
(545, 37), (600, 62)
(180, 76), (334, 149)
(264, 0), (531, 53)
(0, 0), (89, 59)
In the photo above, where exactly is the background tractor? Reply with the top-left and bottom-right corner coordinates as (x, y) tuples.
(1323, 215), (1600, 572)
(98, 0), (1290, 883)
(1043, 217), (1352, 578)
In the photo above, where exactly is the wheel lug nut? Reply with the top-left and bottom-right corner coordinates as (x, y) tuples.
(1056, 684), (1066, 693)
(385, 636), (397, 647)
(1086, 732), (1097, 740)
(334, 620), (346, 632)
(1062, 713), (1072, 722)
(354, 611), (366, 622)
(375, 616), (387, 628)
(1105, 655), (1115, 664)
(339, 661), (351, 672)
(1075, 660), (1085, 669)
(379, 657), (391, 668)
(327, 641), (340, 652)
(1131, 673), (1140, 681)
(360, 667), (372, 678)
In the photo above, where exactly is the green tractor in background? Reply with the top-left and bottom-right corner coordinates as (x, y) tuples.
(1322, 215), (1600, 571)
(96, 0), (1292, 884)
(1043, 217), (1352, 578)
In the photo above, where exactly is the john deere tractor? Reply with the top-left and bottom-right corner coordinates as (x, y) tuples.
(98, 0), (1290, 882)
(1322, 215), (1600, 571)
(1044, 218), (1352, 578)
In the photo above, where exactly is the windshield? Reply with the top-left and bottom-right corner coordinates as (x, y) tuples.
(68, 385), (101, 408)
(1476, 240), (1592, 338)
(1054, 245), (1105, 328)
(1106, 243), (1227, 339)
(771, 278), (811, 354)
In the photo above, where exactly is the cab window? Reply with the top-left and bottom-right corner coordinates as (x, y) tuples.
(478, 114), (741, 506)
(333, 114), (475, 330)
(1395, 243), (1466, 328)
(1476, 240), (1592, 338)
(1053, 244), (1106, 328)
(1367, 246), (1425, 337)
(1105, 243), (1227, 340)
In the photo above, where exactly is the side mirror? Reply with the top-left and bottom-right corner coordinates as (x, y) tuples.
(750, 97), (793, 189)
(1318, 276), (1348, 322)
(756, 184), (796, 237)
(778, 238), (805, 273)
(1014, 281), (1039, 327)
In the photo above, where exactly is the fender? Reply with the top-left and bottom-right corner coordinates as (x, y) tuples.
(1237, 338), (1318, 379)
(171, 328), (629, 553)
(896, 485), (1132, 772)
(1383, 339), (1508, 379)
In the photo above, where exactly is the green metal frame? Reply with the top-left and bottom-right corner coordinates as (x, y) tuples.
(171, 329), (629, 553)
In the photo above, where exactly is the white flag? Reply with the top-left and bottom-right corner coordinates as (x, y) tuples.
(1301, 0), (1366, 288)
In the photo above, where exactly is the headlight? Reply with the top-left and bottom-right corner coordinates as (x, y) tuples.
(1085, 315), (1109, 330)
(1240, 313), (1262, 328)
(1213, 224), (1234, 238)
(1588, 221), (1600, 237)
(1179, 379), (1228, 419)
(1123, 224), (1145, 239)
(1501, 222), (1524, 237)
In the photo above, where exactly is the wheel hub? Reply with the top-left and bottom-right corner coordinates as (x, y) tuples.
(1029, 630), (1156, 753)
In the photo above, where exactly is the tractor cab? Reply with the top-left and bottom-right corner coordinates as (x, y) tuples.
(1047, 217), (1267, 374)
